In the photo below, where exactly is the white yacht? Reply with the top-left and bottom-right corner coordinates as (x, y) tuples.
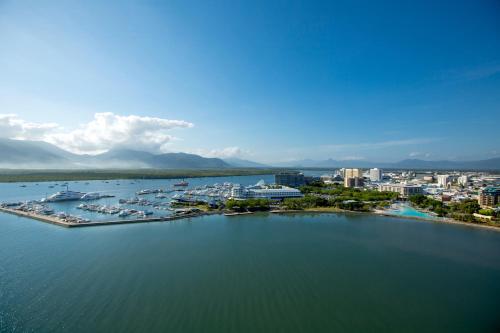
(80, 192), (102, 201)
(42, 190), (85, 202)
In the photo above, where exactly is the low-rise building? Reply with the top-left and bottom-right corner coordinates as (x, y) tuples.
(378, 183), (423, 198)
(231, 184), (303, 200)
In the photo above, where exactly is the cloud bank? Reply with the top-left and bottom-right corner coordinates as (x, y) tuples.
(188, 146), (247, 159)
(0, 113), (193, 154)
(0, 114), (59, 140)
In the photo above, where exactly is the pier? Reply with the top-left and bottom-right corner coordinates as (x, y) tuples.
(0, 206), (217, 228)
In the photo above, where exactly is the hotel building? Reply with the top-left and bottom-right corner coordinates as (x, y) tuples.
(378, 184), (423, 198)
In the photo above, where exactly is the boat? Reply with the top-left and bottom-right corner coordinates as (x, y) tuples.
(42, 190), (85, 202)
(118, 210), (131, 217)
(136, 189), (163, 195)
(173, 180), (189, 187)
(80, 192), (102, 201)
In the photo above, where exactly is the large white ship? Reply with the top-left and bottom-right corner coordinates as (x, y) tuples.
(42, 190), (85, 202)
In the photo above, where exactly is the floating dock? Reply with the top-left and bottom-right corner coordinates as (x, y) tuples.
(0, 207), (216, 228)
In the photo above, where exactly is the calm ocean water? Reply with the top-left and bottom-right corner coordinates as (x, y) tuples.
(1, 177), (500, 332)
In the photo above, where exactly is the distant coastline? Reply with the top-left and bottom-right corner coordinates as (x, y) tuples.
(0, 168), (280, 183)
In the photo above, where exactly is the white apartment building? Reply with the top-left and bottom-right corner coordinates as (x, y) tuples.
(437, 175), (451, 188)
(458, 175), (469, 186)
(369, 168), (383, 182)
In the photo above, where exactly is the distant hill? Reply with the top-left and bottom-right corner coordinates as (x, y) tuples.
(273, 157), (500, 170)
(0, 139), (230, 169)
(223, 158), (269, 168)
(1, 138), (499, 170)
(0, 138), (75, 168)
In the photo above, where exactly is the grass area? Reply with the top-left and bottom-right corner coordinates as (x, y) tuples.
(0, 168), (278, 183)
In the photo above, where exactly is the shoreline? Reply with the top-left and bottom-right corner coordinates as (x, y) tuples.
(1, 205), (498, 232)
(270, 208), (500, 232)
(0, 168), (278, 183)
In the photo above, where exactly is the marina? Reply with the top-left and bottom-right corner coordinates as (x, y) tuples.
(0, 205), (215, 227)
(0, 175), (276, 227)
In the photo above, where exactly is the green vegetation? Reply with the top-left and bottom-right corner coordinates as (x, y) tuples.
(478, 209), (499, 217)
(300, 183), (398, 201)
(0, 168), (278, 183)
(408, 194), (494, 223)
(225, 199), (271, 212)
(408, 194), (447, 217)
(280, 183), (398, 212)
(283, 195), (374, 212)
(299, 183), (398, 201)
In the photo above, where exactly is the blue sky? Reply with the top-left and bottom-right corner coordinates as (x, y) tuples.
(0, 0), (499, 163)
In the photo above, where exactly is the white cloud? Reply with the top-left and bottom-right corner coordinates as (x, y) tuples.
(0, 113), (193, 154)
(322, 138), (436, 151)
(189, 146), (248, 159)
(338, 155), (365, 161)
(0, 114), (59, 140)
(409, 151), (431, 158)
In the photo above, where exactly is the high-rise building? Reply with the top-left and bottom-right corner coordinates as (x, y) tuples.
(369, 168), (382, 182)
(478, 187), (500, 207)
(343, 168), (363, 188)
(344, 177), (364, 188)
(458, 175), (469, 186)
(344, 168), (362, 179)
(437, 174), (451, 188)
(275, 172), (305, 187)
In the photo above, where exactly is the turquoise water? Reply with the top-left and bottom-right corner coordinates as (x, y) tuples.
(1, 177), (500, 332)
(388, 204), (434, 219)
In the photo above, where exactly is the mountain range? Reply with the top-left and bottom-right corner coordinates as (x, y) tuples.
(274, 157), (500, 170)
(0, 138), (230, 169)
(0, 138), (499, 170)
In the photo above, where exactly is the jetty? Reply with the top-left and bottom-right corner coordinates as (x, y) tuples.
(0, 206), (217, 228)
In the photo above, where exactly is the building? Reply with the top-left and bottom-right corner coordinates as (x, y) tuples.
(437, 175), (451, 188)
(478, 187), (500, 207)
(344, 168), (362, 179)
(231, 184), (303, 200)
(344, 177), (364, 188)
(369, 168), (383, 182)
(378, 183), (423, 198)
(343, 168), (363, 188)
(458, 175), (469, 186)
(423, 175), (434, 183)
(275, 172), (305, 187)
